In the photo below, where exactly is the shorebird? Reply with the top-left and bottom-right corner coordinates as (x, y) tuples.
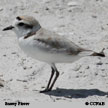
(3, 16), (105, 92)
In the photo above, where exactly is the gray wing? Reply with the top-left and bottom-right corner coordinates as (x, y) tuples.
(34, 29), (89, 55)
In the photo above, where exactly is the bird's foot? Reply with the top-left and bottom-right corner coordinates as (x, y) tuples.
(40, 89), (51, 93)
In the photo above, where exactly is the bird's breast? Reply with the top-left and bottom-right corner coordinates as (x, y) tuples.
(18, 37), (42, 57)
(18, 37), (57, 62)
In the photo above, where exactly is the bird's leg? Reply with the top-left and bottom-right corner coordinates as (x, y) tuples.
(46, 67), (55, 90)
(48, 68), (59, 91)
(40, 67), (55, 93)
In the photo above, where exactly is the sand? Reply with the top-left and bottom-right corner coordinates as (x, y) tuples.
(0, 0), (108, 103)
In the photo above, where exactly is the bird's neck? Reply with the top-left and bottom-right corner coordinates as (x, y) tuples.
(15, 24), (41, 39)
(24, 24), (41, 39)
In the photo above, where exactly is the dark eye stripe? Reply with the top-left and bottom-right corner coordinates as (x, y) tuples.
(18, 22), (24, 26)
(17, 22), (33, 29)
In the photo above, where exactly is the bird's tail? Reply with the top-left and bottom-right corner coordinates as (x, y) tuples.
(78, 48), (105, 57)
(90, 48), (105, 57)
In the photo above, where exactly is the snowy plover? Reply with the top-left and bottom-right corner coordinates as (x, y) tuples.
(3, 16), (105, 92)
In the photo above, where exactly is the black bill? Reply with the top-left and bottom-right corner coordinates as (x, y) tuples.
(3, 25), (14, 31)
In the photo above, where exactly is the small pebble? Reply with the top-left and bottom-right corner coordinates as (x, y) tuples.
(96, 62), (103, 65)
(76, 75), (79, 78)
(16, 79), (27, 82)
(73, 65), (81, 71)
(41, 86), (45, 88)
(30, 66), (32, 69)
(59, 25), (65, 27)
(68, 9), (72, 12)
(56, 98), (61, 100)
(95, 72), (98, 76)
(92, 15), (97, 18)
(101, 26), (105, 30)
(90, 83), (93, 85)
(9, 79), (13, 81)
(3, 54), (6, 57)
(0, 80), (4, 87)
(0, 8), (3, 11)
(23, 66), (27, 70)
(11, 52), (16, 54)
(101, 69), (105, 71)
(86, 66), (90, 69)
(45, 7), (49, 10)
(84, 75), (87, 77)
(34, 11), (39, 13)
(9, 8), (12, 11)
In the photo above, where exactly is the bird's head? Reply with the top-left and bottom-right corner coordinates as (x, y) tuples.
(3, 16), (41, 38)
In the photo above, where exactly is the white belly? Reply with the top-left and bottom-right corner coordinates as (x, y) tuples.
(18, 37), (81, 63)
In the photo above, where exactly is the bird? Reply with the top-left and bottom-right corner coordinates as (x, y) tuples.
(3, 15), (105, 93)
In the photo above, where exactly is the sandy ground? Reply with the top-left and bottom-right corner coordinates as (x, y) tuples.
(0, 0), (108, 103)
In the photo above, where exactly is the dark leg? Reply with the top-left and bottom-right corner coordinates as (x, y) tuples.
(46, 67), (55, 89)
(40, 67), (55, 93)
(48, 69), (59, 91)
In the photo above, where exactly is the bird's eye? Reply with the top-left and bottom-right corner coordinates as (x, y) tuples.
(18, 22), (24, 26)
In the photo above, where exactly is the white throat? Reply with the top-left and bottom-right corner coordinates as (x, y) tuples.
(13, 24), (41, 39)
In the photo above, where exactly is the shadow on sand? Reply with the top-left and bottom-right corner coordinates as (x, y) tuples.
(44, 88), (108, 99)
